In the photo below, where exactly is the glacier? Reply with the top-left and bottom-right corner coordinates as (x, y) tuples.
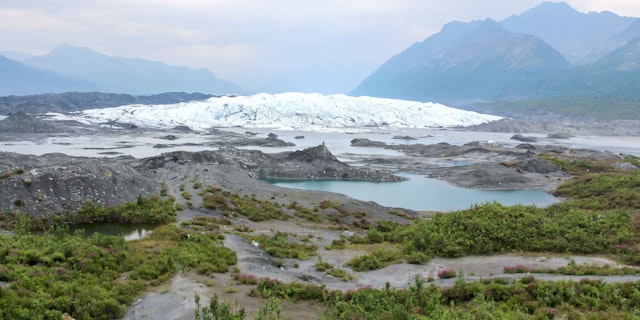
(52, 92), (501, 130)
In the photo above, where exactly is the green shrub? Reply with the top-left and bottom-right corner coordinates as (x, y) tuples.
(248, 232), (317, 260)
(437, 269), (457, 279)
(327, 268), (356, 282)
(403, 203), (633, 259)
(346, 247), (403, 271)
(194, 293), (246, 320)
(0, 195), (177, 231)
(554, 170), (640, 210)
(314, 257), (334, 271)
(201, 187), (288, 221)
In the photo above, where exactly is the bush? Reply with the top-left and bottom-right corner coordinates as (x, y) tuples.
(247, 232), (317, 260)
(437, 269), (457, 279)
(346, 247), (403, 271)
(403, 202), (633, 259)
(314, 257), (334, 272)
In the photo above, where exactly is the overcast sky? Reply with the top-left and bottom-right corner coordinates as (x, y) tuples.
(1, 0), (639, 93)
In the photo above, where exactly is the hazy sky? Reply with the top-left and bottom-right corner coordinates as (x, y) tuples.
(1, 0), (639, 93)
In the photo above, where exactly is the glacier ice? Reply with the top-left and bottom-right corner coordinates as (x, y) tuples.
(56, 92), (501, 130)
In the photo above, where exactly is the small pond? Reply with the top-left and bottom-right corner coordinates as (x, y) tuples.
(266, 174), (559, 212)
(70, 222), (155, 241)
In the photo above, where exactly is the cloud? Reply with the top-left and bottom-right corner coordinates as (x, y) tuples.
(1, 0), (639, 93)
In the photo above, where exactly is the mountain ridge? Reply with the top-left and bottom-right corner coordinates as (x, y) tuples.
(24, 44), (246, 95)
(0, 55), (98, 96)
(352, 1), (640, 115)
(500, 1), (637, 64)
(0, 45), (246, 96)
(351, 18), (570, 102)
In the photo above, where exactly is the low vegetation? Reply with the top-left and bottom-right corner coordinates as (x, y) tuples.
(2, 154), (640, 319)
(0, 191), (235, 319)
(554, 170), (640, 210)
(504, 260), (640, 276)
(0, 195), (176, 231)
(344, 155), (640, 269)
(0, 223), (236, 319)
(201, 186), (288, 221)
(244, 232), (317, 260)
(346, 247), (403, 271)
(0, 167), (24, 179)
(253, 276), (640, 319)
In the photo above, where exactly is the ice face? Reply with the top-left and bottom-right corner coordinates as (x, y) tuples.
(59, 92), (501, 130)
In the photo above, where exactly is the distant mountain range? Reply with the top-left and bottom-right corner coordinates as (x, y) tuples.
(0, 45), (246, 96)
(0, 92), (215, 115)
(352, 18), (571, 102)
(352, 2), (640, 119)
(500, 2), (637, 64)
(0, 55), (98, 96)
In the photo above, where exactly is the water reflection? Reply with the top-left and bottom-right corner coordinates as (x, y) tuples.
(266, 174), (559, 212)
(70, 222), (155, 241)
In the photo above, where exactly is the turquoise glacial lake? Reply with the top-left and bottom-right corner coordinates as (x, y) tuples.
(266, 174), (559, 212)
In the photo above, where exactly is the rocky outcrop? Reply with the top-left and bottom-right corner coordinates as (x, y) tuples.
(463, 118), (555, 133)
(0, 145), (403, 216)
(351, 138), (521, 158)
(215, 132), (295, 147)
(517, 158), (562, 174)
(0, 152), (158, 216)
(511, 134), (538, 142)
(392, 135), (418, 140)
(429, 162), (566, 190)
(611, 162), (639, 171)
(0, 111), (63, 133)
(547, 133), (573, 139)
(346, 136), (577, 189)
(350, 138), (387, 148)
(287, 144), (338, 163)
(138, 145), (403, 182)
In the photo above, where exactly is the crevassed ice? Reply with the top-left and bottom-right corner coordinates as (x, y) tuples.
(67, 92), (502, 130)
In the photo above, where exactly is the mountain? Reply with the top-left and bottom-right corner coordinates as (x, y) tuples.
(522, 37), (640, 98)
(0, 55), (98, 96)
(580, 19), (640, 63)
(0, 51), (33, 62)
(51, 92), (502, 130)
(0, 92), (214, 115)
(351, 2), (640, 119)
(24, 44), (246, 95)
(351, 19), (570, 102)
(0, 111), (62, 133)
(463, 37), (640, 120)
(500, 2), (636, 64)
